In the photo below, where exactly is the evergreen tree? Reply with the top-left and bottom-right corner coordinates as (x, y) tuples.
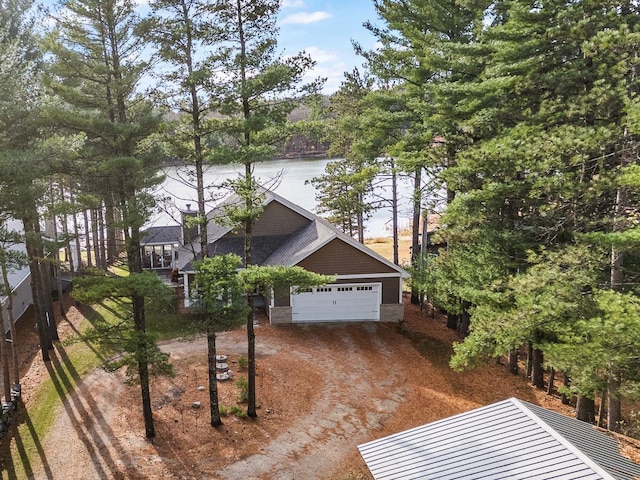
(142, 0), (231, 427)
(206, 0), (320, 418)
(0, 0), (57, 361)
(439, 0), (640, 429)
(359, 0), (494, 302)
(44, 0), (164, 437)
(0, 218), (27, 399)
(195, 254), (248, 426)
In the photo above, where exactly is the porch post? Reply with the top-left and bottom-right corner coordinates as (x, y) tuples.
(183, 273), (191, 308)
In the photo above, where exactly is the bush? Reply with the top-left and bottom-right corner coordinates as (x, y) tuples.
(229, 405), (247, 418)
(235, 376), (248, 403)
(237, 355), (248, 369)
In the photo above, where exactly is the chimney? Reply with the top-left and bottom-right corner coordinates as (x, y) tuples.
(181, 204), (199, 245)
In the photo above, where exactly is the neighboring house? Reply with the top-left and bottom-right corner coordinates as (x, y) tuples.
(142, 190), (409, 324)
(358, 397), (640, 480)
(1, 218), (32, 331)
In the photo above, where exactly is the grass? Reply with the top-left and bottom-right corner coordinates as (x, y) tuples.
(5, 285), (194, 477)
(147, 304), (198, 341)
(7, 340), (102, 479)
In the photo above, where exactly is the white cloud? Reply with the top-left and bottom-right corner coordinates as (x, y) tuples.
(303, 46), (338, 64)
(304, 61), (350, 94)
(281, 0), (305, 8)
(280, 11), (332, 25)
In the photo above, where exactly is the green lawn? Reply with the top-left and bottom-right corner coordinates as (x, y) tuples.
(3, 291), (194, 479)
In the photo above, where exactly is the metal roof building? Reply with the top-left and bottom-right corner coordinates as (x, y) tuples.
(358, 397), (640, 480)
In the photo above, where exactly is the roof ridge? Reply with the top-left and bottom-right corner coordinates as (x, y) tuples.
(511, 398), (617, 480)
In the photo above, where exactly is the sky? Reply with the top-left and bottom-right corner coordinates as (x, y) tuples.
(42, 0), (381, 94)
(276, 0), (380, 93)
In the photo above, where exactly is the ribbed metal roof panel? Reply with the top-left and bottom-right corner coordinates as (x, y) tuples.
(359, 398), (640, 480)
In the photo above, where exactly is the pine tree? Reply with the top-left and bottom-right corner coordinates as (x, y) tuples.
(44, 0), (164, 438)
(205, 0), (320, 418)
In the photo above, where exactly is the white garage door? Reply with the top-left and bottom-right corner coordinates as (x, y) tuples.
(291, 283), (381, 323)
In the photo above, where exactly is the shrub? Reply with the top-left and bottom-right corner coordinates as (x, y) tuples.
(235, 376), (248, 403)
(237, 355), (248, 369)
(229, 405), (247, 418)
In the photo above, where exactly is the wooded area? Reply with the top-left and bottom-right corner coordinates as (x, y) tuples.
(0, 0), (639, 443)
(316, 0), (640, 434)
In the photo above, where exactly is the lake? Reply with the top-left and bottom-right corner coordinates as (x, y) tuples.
(152, 157), (417, 238)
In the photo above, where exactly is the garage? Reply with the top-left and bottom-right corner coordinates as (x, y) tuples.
(290, 283), (381, 323)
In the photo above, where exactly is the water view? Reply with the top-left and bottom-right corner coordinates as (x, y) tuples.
(153, 157), (417, 238)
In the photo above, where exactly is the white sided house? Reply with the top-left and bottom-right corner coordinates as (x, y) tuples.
(1, 218), (32, 332)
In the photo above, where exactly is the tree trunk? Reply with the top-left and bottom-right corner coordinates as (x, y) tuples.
(531, 348), (544, 388)
(42, 260), (59, 342)
(607, 374), (621, 432)
(526, 342), (533, 380)
(507, 350), (518, 375)
(59, 183), (74, 274)
(246, 294), (257, 418)
(127, 218), (155, 438)
(242, 161), (258, 418)
(357, 192), (364, 244)
(575, 395), (596, 424)
(1, 263), (20, 386)
(207, 326), (222, 427)
(547, 367), (555, 395)
(105, 195), (117, 263)
(561, 373), (571, 405)
(83, 208), (93, 268)
(390, 159), (399, 265)
(91, 207), (100, 269)
(446, 312), (458, 330)
(51, 209), (67, 319)
(23, 216), (51, 361)
(457, 311), (470, 337)
(410, 166), (421, 304)
(597, 391), (607, 428)
(133, 294), (154, 438)
(97, 203), (106, 269)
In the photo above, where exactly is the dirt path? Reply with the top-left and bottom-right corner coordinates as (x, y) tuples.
(6, 299), (608, 480)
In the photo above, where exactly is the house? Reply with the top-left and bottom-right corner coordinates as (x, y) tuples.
(358, 397), (640, 480)
(142, 190), (409, 323)
(1, 218), (32, 331)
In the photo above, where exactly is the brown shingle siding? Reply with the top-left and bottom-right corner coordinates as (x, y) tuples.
(298, 239), (397, 276)
(226, 201), (310, 238)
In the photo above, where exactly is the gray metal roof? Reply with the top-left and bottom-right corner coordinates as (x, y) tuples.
(141, 225), (182, 245)
(358, 397), (640, 480)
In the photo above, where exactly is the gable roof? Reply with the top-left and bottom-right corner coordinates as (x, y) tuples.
(203, 188), (408, 277)
(141, 225), (182, 245)
(358, 398), (640, 480)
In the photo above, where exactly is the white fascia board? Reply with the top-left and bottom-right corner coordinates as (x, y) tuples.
(512, 398), (617, 480)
